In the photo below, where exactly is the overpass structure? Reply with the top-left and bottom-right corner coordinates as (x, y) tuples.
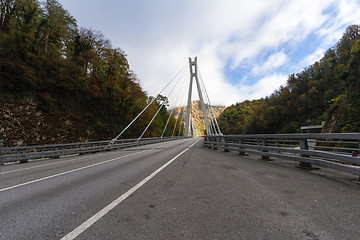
(1, 58), (360, 239)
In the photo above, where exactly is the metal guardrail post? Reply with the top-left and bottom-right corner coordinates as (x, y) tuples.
(208, 136), (213, 149)
(0, 137), (183, 164)
(204, 136), (209, 148)
(213, 136), (218, 150)
(202, 133), (360, 180)
(261, 138), (270, 160)
(52, 147), (60, 159)
(224, 137), (229, 152)
(275, 139), (281, 153)
(298, 139), (313, 169)
(358, 141), (360, 183)
(19, 149), (28, 163)
(80, 144), (85, 155)
(239, 138), (245, 155)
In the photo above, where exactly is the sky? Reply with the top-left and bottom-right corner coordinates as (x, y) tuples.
(58, 0), (360, 107)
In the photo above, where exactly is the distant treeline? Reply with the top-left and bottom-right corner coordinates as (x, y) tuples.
(0, 0), (178, 140)
(219, 25), (360, 134)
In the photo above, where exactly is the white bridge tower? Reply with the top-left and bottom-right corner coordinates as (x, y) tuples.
(184, 57), (211, 137)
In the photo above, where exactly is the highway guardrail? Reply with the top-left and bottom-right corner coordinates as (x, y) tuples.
(0, 137), (185, 164)
(204, 133), (360, 180)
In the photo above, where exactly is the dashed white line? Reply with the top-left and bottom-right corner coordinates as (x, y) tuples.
(61, 139), (200, 240)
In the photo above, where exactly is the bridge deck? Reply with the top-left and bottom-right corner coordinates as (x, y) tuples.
(1, 138), (359, 239)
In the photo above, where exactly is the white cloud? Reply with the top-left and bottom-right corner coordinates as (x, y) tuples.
(317, 0), (360, 45)
(237, 74), (289, 101)
(222, 0), (333, 69)
(58, 0), (360, 107)
(252, 52), (288, 76)
(299, 48), (326, 68)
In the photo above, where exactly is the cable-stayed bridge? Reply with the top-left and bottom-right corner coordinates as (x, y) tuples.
(1, 58), (360, 240)
(108, 57), (221, 143)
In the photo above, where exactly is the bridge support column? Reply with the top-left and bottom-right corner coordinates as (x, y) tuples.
(184, 58), (194, 137)
(184, 57), (211, 137)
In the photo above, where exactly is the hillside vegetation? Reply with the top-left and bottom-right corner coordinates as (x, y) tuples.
(0, 0), (178, 146)
(219, 25), (360, 134)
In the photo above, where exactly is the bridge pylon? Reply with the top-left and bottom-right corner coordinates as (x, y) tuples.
(184, 57), (211, 137)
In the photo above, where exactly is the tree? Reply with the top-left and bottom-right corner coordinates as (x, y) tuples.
(218, 25), (360, 134)
(0, 0), (172, 144)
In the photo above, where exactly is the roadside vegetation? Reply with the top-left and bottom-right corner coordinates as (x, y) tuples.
(0, 0), (177, 146)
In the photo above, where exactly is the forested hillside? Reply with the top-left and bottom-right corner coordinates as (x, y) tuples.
(219, 25), (360, 134)
(0, 0), (177, 146)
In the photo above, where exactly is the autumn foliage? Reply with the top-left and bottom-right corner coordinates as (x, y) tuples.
(0, 0), (177, 145)
(219, 25), (360, 134)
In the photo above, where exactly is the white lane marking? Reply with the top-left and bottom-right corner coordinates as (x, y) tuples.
(61, 139), (200, 240)
(0, 157), (89, 175)
(0, 139), (183, 175)
(0, 149), (153, 193)
(0, 139), (190, 192)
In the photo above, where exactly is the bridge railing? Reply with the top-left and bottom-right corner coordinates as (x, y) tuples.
(204, 133), (360, 178)
(0, 137), (186, 164)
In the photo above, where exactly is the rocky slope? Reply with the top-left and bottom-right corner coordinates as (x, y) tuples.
(0, 99), (94, 147)
(172, 100), (225, 136)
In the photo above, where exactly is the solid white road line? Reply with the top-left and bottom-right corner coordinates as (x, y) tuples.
(61, 139), (200, 240)
(0, 139), (182, 175)
(0, 149), (152, 193)
(0, 156), (89, 175)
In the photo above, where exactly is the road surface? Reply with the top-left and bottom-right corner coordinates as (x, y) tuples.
(1, 138), (360, 239)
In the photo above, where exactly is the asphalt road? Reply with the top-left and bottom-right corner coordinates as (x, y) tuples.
(1, 138), (360, 240)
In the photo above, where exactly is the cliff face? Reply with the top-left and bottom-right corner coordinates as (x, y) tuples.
(0, 99), (94, 147)
(172, 100), (225, 136)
